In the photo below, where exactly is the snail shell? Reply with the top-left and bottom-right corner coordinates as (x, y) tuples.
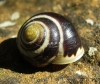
(17, 12), (84, 67)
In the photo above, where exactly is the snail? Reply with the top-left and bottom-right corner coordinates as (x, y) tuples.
(17, 12), (84, 67)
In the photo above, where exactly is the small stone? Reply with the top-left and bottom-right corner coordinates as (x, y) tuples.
(0, 21), (16, 28)
(10, 12), (20, 21)
(75, 70), (87, 76)
(86, 18), (94, 25)
(10, 35), (17, 38)
(0, 0), (6, 6)
(88, 47), (97, 56)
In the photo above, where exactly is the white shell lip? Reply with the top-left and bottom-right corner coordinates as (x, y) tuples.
(52, 47), (84, 64)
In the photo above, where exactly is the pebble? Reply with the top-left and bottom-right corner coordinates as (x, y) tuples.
(10, 35), (17, 38)
(86, 18), (94, 25)
(75, 70), (87, 76)
(88, 47), (97, 56)
(10, 12), (20, 21)
(0, 0), (6, 6)
(0, 21), (16, 28)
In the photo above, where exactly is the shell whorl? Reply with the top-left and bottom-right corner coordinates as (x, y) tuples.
(17, 12), (84, 67)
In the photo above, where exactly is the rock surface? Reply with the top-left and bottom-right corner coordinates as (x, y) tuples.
(0, 0), (100, 83)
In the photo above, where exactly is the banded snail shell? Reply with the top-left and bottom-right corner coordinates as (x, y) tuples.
(17, 12), (84, 67)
